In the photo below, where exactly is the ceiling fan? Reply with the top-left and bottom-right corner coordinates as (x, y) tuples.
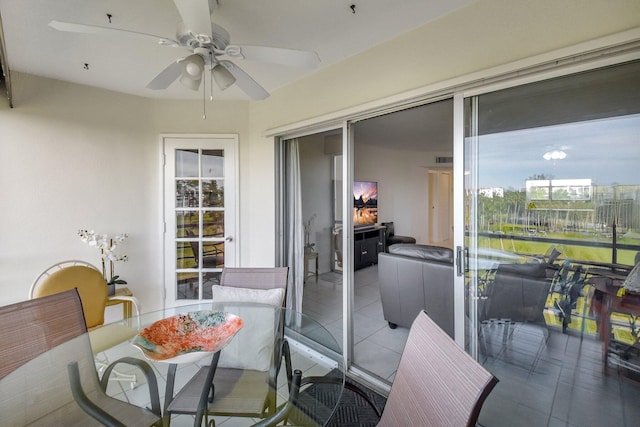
(48, 0), (320, 100)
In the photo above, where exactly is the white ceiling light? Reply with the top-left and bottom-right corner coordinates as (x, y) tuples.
(212, 63), (236, 90)
(179, 54), (205, 91)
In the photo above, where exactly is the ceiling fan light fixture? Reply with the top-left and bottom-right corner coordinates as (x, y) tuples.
(185, 62), (202, 77)
(212, 64), (236, 90)
(179, 54), (204, 91)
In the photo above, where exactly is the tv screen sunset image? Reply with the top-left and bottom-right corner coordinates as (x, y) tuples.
(353, 181), (378, 227)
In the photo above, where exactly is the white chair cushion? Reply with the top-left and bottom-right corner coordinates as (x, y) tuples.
(211, 286), (284, 371)
(211, 285), (284, 307)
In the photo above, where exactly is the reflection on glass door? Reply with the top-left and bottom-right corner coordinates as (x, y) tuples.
(464, 61), (640, 426)
(164, 136), (237, 306)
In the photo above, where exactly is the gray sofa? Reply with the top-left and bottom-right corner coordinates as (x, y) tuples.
(378, 244), (454, 337)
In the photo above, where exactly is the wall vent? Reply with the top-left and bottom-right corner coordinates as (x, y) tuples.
(435, 156), (453, 164)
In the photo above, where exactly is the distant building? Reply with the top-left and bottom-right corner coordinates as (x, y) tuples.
(479, 187), (504, 198)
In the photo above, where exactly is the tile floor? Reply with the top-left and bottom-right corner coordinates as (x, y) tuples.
(301, 266), (409, 384)
(479, 322), (640, 427)
(301, 264), (640, 427)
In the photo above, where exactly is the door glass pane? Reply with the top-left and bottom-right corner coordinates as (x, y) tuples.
(176, 149), (199, 177)
(177, 271), (199, 299)
(202, 150), (224, 178)
(176, 211), (198, 238)
(176, 241), (195, 269)
(202, 242), (225, 268)
(176, 180), (199, 208)
(202, 179), (224, 207)
(465, 60), (640, 427)
(202, 149), (224, 177)
(203, 211), (224, 238)
(292, 131), (344, 374)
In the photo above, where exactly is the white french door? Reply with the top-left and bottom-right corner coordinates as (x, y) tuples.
(163, 135), (238, 307)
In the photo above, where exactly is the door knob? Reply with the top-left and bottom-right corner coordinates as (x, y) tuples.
(225, 236), (233, 242)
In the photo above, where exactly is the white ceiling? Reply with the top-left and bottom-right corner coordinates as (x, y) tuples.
(0, 0), (476, 100)
(354, 99), (453, 152)
(305, 99), (453, 153)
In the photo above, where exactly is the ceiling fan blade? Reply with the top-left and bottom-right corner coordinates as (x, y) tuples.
(224, 45), (320, 68)
(218, 60), (269, 100)
(49, 20), (178, 46)
(146, 60), (183, 90)
(173, 0), (213, 37)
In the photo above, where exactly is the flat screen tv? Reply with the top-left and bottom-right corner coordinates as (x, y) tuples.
(353, 181), (378, 228)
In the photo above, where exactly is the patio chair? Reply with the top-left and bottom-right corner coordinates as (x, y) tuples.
(481, 262), (551, 324)
(163, 267), (292, 426)
(288, 310), (497, 426)
(0, 289), (161, 426)
(30, 260), (142, 321)
(186, 230), (224, 269)
(30, 260), (142, 384)
(377, 310), (498, 426)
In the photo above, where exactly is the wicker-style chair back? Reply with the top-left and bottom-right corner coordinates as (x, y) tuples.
(0, 289), (161, 426)
(377, 311), (498, 427)
(220, 267), (289, 295)
(0, 289), (87, 380)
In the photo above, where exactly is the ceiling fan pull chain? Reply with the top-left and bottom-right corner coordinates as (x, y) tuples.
(202, 73), (206, 120)
(209, 62), (214, 101)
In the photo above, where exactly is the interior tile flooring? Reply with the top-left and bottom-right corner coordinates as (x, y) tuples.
(302, 264), (640, 427)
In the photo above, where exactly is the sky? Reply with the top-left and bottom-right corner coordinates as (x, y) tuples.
(474, 114), (640, 190)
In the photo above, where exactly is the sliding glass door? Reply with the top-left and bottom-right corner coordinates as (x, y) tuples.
(463, 60), (640, 426)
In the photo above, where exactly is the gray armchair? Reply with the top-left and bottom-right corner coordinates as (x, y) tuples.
(378, 244), (454, 336)
(381, 222), (416, 249)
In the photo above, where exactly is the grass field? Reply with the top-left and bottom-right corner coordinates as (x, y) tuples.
(478, 234), (639, 266)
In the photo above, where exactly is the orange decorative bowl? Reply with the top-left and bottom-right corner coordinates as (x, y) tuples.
(132, 311), (244, 363)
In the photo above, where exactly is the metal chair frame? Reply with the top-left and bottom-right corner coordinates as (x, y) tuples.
(163, 267), (291, 427)
(0, 289), (161, 426)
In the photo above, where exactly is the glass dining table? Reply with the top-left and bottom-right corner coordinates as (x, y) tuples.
(2, 301), (345, 427)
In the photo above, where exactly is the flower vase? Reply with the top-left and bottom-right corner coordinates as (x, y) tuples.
(107, 283), (116, 296)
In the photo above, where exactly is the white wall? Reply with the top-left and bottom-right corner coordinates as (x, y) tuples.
(1, 0), (638, 310)
(354, 143), (454, 244)
(0, 73), (249, 310)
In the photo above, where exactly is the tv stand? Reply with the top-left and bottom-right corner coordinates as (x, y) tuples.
(354, 225), (386, 270)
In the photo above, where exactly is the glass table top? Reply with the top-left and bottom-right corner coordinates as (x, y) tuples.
(1, 301), (345, 427)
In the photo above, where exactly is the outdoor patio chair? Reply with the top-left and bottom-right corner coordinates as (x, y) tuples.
(186, 230), (224, 269)
(0, 289), (161, 426)
(377, 310), (498, 426)
(288, 310), (498, 426)
(163, 267), (292, 426)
